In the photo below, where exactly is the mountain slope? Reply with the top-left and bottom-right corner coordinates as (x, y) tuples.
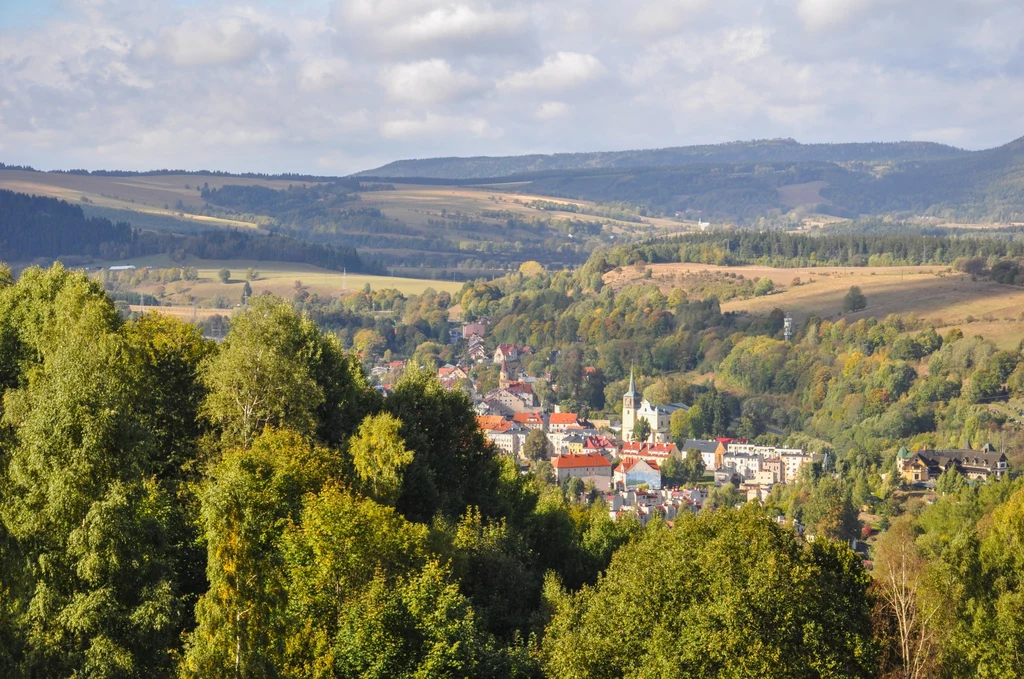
(357, 138), (968, 179)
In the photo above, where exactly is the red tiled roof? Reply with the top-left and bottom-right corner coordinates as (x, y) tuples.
(615, 457), (660, 473)
(621, 442), (676, 457)
(551, 453), (611, 469)
(549, 413), (579, 425)
(476, 415), (509, 431)
(513, 412), (544, 424)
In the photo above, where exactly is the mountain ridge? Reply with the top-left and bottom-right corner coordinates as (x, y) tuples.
(356, 138), (971, 179)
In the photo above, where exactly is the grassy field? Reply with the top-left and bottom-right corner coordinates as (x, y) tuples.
(361, 183), (686, 234)
(0, 171), (318, 230)
(96, 257), (463, 310)
(606, 262), (1024, 341)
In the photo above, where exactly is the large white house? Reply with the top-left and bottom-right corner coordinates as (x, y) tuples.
(622, 368), (689, 443)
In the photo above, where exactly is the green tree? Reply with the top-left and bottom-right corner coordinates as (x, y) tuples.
(218, 268), (231, 284)
(383, 367), (505, 523)
(241, 281), (252, 303)
(350, 413), (415, 505)
(632, 418), (652, 442)
(844, 285), (867, 312)
(669, 408), (691, 445)
(180, 429), (339, 678)
(543, 508), (877, 678)
(0, 267), (181, 677)
(753, 277), (775, 296)
(523, 428), (549, 461)
(680, 447), (706, 484)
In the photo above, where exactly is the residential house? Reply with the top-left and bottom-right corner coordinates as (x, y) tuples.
(468, 343), (488, 363)
(681, 438), (727, 470)
(722, 452), (762, 480)
(462, 322), (486, 339)
(899, 446), (1008, 481)
(583, 435), (619, 460)
(477, 416), (528, 458)
(619, 441), (679, 464)
(493, 344), (519, 364)
(512, 411), (546, 431)
(614, 457), (662, 490)
(437, 365), (469, 390)
(484, 382), (538, 413)
(551, 453), (612, 491)
(780, 452), (816, 483)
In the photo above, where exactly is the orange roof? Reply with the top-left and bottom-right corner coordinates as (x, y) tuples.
(513, 412), (544, 424)
(549, 413), (579, 425)
(615, 457), (660, 473)
(551, 453), (611, 469)
(476, 415), (509, 431)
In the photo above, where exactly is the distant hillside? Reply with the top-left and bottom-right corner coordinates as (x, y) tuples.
(357, 139), (968, 179)
(0, 189), (371, 272)
(821, 136), (1024, 221)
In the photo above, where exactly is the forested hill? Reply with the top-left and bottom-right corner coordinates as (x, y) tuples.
(357, 138), (968, 179)
(0, 189), (372, 272)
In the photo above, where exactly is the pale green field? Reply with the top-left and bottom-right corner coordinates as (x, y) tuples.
(99, 257), (463, 305)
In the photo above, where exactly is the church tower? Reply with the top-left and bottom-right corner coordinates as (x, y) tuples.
(499, 359), (511, 389)
(622, 367), (639, 441)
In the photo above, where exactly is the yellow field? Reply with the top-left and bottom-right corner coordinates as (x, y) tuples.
(102, 257), (463, 309)
(606, 262), (1024, 334)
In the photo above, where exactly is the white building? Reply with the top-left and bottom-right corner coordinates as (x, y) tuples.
(622, 368), (689, 443)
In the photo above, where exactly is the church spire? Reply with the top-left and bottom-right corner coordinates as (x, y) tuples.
(626, 366), (638, 397)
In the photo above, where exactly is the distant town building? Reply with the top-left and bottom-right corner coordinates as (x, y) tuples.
(614, 457), (662, 490)
(898, 445), (1008, 482)
(551, 453), (612, 491)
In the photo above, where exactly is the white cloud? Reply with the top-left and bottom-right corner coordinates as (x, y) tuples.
(298, 57), (353, 92)
(380, 113), (502, 139)
(535, 101), (570, 119)
(501, 51), (604, 91)
(796, 0), (878, 32)
(381, 59), (481, 103)
(334, 0), (530, 53)
(0, 0), (1022, 174)
(160, 15), (288, 67)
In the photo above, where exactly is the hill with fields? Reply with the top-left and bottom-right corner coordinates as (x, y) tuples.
(358, 138), (968, 179)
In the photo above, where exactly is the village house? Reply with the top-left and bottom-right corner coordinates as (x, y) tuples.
(583, 434), (619, 460)
(551, 453), (612, 491)
(468, 342), (488, 363)
(621, 369), (689, 443)
(437, 365), (469, 390)
(493, 344), (519, 364)
(614, 457), (662, 490)
(512, 411), (546, 431)
(484, 382), (539, 414)
(680, 438), (727, 470)
(462, 321), (486, 339)
(604, 487), (708, 525)
(898, 445), (1008, 482)
(476, 415), (528, 458)
(619, 441), (679, 464)
(722, 452), (762, 480)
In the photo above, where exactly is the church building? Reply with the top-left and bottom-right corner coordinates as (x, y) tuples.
(621, 368), (689, 443)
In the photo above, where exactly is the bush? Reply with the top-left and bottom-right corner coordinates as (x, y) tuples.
(217, 268), (231, 283)
(843, 285), (867, 312)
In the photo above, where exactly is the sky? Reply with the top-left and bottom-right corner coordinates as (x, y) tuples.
(1, 0), (1023, 175)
